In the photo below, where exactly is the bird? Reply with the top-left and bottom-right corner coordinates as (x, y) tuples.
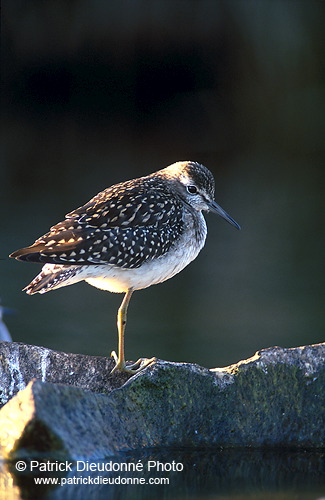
(0, 301), (13, 342)
(10, 161), (240, 373)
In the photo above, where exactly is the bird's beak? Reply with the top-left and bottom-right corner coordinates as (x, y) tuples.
(208, 200), (241, 230)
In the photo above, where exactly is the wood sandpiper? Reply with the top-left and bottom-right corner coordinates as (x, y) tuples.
(10, 161), (240, 373)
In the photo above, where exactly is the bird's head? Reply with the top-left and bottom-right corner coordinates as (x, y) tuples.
(160, 161), (241, 230)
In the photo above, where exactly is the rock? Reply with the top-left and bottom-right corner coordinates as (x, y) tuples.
(0, 342), (324, 460)
(0, 341), (131, 408)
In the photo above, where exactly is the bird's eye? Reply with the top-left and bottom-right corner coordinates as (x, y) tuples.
(187, 185), (198, 194)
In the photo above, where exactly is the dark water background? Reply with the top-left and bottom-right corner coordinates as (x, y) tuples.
(1, 3), (324, 498)
(2, 0), (323, 369)
(2, 450), (325, 500)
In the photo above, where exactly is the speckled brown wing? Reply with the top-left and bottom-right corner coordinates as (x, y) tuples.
(10, 177), (185, 269)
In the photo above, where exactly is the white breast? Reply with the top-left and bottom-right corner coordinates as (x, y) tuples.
(85, 211), (207, 293)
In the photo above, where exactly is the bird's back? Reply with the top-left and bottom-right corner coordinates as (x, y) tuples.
(10, 175), (187, 270)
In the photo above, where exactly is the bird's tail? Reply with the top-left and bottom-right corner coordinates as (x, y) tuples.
(24, 264), (81, 295)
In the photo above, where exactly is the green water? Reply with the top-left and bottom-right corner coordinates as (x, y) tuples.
(2, 450), (324, 500)
(2, 0), (323, 369)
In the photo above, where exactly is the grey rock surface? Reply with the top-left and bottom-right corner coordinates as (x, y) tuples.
(0, 341), (131, 408)
(0, 341), (324, 460)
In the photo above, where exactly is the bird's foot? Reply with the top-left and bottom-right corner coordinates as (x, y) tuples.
(110, 351), (156, 374)
(124, 356), (157, 373)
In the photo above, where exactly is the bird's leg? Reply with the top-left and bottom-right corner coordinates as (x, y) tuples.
(110, 288), (156, 374)
(111, 288), (133, 373)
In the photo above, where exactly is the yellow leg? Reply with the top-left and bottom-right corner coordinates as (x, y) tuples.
(111, 288), (133, 373)
(110, 288), (156, 374)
